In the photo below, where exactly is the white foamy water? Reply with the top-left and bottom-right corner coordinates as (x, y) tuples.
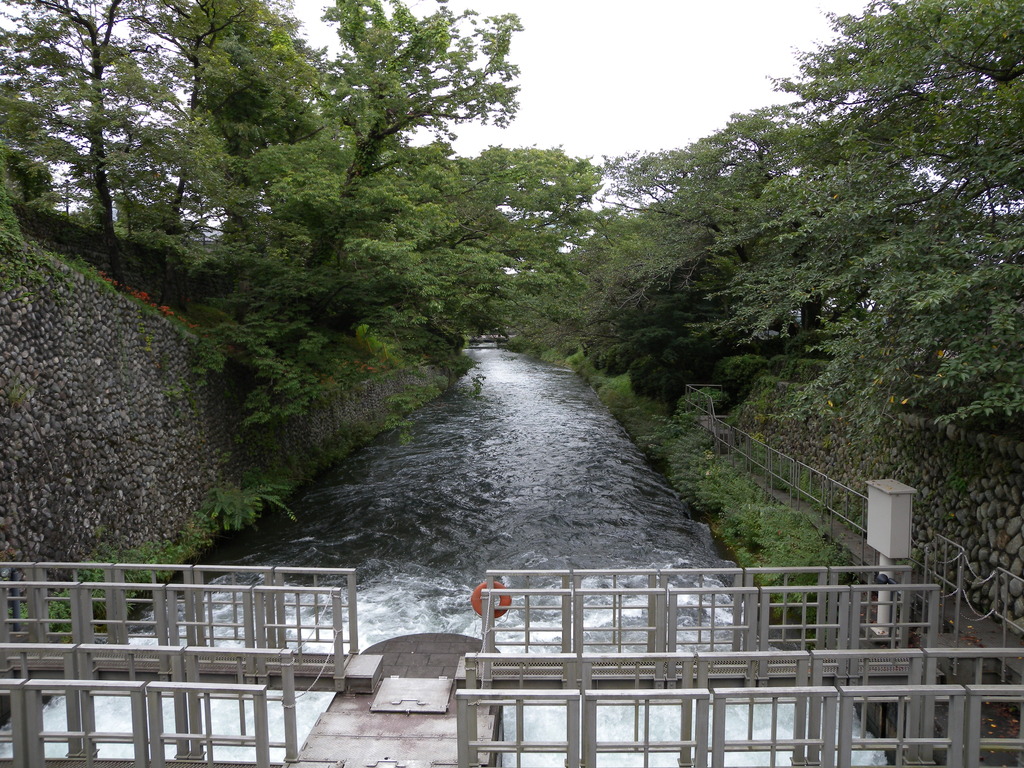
(0, 690), (333, 762)
(499, 703), (887, 767)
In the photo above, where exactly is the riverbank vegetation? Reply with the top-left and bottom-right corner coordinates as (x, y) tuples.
(543, 347), (847, 575)
(0, 0), (600, 434)
(4, 0), (1020, 437)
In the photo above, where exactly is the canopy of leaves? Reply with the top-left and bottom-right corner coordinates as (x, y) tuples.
(0, 0), (603, 428)
(549, 0), (1024, 437)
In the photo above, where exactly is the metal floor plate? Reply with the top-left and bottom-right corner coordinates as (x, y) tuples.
(369, 677), (453, 714)
(299, 684), (494, 767)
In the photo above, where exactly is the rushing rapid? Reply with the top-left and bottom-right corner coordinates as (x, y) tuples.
(207, 347), (725, 644)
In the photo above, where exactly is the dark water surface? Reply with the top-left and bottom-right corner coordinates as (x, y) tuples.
(206, 347), (725, 643)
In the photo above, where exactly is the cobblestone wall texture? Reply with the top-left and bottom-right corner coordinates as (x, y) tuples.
(737, 383), (1024, 617)
(0, 255), (445, 561)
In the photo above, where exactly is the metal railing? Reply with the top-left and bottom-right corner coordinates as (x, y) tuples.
(464, 646), (1024, 691)
(5, 561), (357, 590)
(0, 677), (293, 768)
(465, 647), (920, 690)
(482, 565), (914, 591)
(914, 533), (1024, 644)
(685, 385), (871, 563)
(455, 683), (1024, 768)
(0, 641), (300, 687)
(476, 570), (940, 654)
(684, 388), (1024, 640)
(2, 562), (359, 651)
(0, 580), (352, 684)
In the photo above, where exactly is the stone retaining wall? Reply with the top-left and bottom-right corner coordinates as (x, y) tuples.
(0, 254), (446, 561)
(736, 384), (1024, 618)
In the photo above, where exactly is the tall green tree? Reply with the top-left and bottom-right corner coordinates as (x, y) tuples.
(776, 0), (1024, 429)
(324, 0), (521, 181)
(0, 0), (156, 281)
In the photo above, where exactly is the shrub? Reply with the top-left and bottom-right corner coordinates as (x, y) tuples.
(712, 354), (770, 401)
(201, 481), (293, 531)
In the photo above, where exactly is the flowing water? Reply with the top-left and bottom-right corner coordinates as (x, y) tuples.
(207, 346), (724, 645)
(5, 348), (883, 765)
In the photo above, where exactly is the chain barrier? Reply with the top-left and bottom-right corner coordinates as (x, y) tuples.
(294, 599), (346, 698)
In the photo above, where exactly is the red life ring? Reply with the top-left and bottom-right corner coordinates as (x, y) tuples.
(471, 581), (511, 618)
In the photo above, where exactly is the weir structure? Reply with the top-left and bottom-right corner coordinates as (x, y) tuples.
(0, 562), (1022, 767)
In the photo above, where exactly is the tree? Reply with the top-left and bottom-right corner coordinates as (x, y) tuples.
(775, 0), (1024, 430)
(324, 0), (521, 181)
(0, 0), (155, 282)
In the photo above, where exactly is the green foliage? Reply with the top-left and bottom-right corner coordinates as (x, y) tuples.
(0, 146), (58, 302)
(0, 0), (604, 432)
(712, 355), (770, 402)
(3, 376), (35, 407)
(768, 355), (826, 384)
(0, 148), (21, 257)
(325, 0), (521, 177)
(558, 347), (848, 576)
(522, 0), (1024, 438)
(201, 480), (293, 531)
(355, 324), (392, 362)
(660, 407), (846, 577)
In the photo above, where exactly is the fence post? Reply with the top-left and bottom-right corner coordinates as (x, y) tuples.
(710, 694), (727, 768)
(347, 572), (360, 655)
(244, 585), (257, 649)
(280, 652), (299, 763)
(180, 584), (203, 647)
(253, 689), (272, 768)
(25, 583), (46, 644)
(567, 692), (581, 768)
(757, 589), (771, 652)
(332, 590), (347, 687)
(152, 584), (172, 646)
(148, 682), (168, 768)
(739, 589), (756, 652)
(838, 589), (856, 651)
(129, 684), (148, 768)
(653, 587), (667, 654)
(667, 589), (679, 653)
(70, 582), (94, 645)
(456, 693), (477, 768)
(19, 681), (43, 768)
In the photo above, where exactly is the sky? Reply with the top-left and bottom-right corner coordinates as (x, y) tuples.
(291, 0), (870, 161)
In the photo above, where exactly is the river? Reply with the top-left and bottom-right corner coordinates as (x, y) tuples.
(206, 346), (725, 645)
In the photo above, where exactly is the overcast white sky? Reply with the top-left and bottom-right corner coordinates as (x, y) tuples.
(291, 0), (868, 161)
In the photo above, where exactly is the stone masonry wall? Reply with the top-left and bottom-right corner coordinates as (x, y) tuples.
(737, 383), (1024, 618)
(0, 254), (446, 561)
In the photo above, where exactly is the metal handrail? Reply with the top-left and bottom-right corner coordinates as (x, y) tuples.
(684, 385), (870, 564)
(477, 572), (941, 654)
(4, 561), (358, 588)
(455, 683), (1024, 768)
(1, 562), (360, 654)
(0, 677), (293, 767)
(0, 580), (352, 682)
(685, 387), (1024, 640)
(485, 565), (914, 590)
(463, 646), (991, 690)
(913, 533), (1024, 644)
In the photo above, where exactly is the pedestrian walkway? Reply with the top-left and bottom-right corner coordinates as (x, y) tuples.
(295, 634), (486, 768)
